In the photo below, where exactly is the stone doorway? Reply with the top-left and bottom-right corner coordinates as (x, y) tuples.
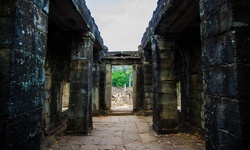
(111, 65), (133, 112)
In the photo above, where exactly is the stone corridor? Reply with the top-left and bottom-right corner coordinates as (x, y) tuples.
(1, 0), (250, 149)
(42, 115), (205, 150)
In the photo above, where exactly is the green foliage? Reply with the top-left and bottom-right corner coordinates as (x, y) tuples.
(112, 66), (132, 87)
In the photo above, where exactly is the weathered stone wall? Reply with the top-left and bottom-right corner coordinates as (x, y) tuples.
(0, 0), (48, 148)
(200, 0), (250, 149)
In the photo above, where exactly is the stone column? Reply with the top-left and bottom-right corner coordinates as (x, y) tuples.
(141, 49), (153, 114)
(67, 31), (95, 134)
(132, 65), (138, 110)
(92, 50), (101, 115)
(98, 47), (108, 113)
(151, 35), (178, 133)
(104, 64), (112, 113)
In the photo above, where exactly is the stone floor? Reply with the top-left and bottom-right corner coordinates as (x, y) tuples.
(41, 115), (205, 150)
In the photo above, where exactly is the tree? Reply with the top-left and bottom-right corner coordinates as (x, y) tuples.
(112, 66), (132, 87)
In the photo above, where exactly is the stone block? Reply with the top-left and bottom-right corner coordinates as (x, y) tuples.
(191, 100), (205, 111)
(158, 81), (176, 94)
(156, 93), (176, 104)
(15, 0), (48, 33)
(222, 98), (241, 136)
(143, 73), (152, 79)
(159, 69), (175, 81)
(191, 83), (203, 91)
(202, 31), (235, 68)
(189, 107), (203, 119)
(144, 98), (152, 105)
(154, 117), (178, 133)
(218, 130), (243, 150)
(155, 39), (173, 51)
(4, 108), (43, 149)
(67, 117), (92, 134)
(205, 95), (243, 148)
(190, 74), (197, 82)
(70, 60), (88, 70)
(159, 103), (177, 116)
(143, 85), (152, 92)
(199, 0), (228, 20)
(200, 2), (233, 40)
(9, 50), (45, 115)
(159, 50), (173, 59)
(204, 95), (221, 150)
(144, 92), (151, 98)
(70, 71), (89, 85)
(203, 65), (237, 98)
(33, 31), (47, 57)
(160, 60), (172, 69)
(189, 116), (204, 129)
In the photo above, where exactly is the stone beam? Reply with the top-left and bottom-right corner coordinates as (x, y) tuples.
(103, 57), (141, 65)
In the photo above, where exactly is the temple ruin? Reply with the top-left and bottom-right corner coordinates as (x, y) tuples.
(0, 0), (249, 149)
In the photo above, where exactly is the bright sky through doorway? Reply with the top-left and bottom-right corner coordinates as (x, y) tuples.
(86, 0), (157, 51)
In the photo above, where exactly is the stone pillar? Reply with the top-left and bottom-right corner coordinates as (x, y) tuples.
(151, 35), (178, 133)
(104, 64), (112, 113)
(132, 65), (137, 110)
(99, 47), (108, 113)
(67, 32), (95, 134)
(141, 49), (153, 114)
(200, 0), (250, 149)
(92, 50), (101, 115)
